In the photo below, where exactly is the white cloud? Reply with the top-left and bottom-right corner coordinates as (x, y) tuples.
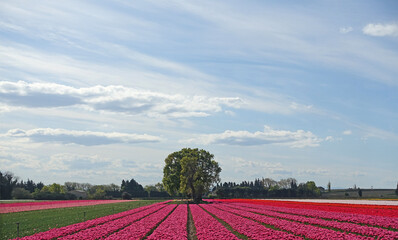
(325, 136), (334, 141)
(185, 126), (321, 148)
(343, 130), (352, 135)
(5, 128), (161, 146)
(299, 168), (329, 176)
(363, 23), (398, 37)
(0, 81), (242, 118)
(339, 26), (353, 34)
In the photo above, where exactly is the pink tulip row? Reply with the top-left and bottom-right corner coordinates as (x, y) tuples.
(231, 202), (398, 230)
(16, 202), (166, 240)
(201, 204), (304, 240)
(213, 204), (374, 240)
(228, 203), (398, 239)
(190, 204), (239, 240)
(0, 200), (132, 213)
(105, 204), (176, 240)
(59, 205), (167, 240)
(146, 204), (187, 240)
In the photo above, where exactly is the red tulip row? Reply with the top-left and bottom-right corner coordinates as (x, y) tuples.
(201, 204), (304, 240)
(225, 203), (398, 239)
(215, 199), (398, 217)
(146, 204), (187, 240)
(230, 202), (398, 230)
(105, 204), (176, 240)
(15, 202), (166, 240)
(211, 203), (374, 240)
(0, 200), (133, 213)
(189, 204), (239, 240)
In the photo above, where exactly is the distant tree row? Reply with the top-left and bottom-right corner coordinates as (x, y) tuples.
(0, 171), (170, 200)
(212, 178), (322, 198)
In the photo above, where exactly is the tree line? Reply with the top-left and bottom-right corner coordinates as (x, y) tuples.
(0, 170), (170, 200)
(212, 178), (323, 198)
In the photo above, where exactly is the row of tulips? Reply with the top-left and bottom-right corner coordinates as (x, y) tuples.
(146, 204), (187, 240)
(190, 204), (239, 240)
(0, 200), (132, 214)
(215, 199), (398, 217)
(230, 202), (398, 230)
(105, 204), (176, 240)
(59, 205), (167, 239)
(201, 204), (303, 240)
(226, 203), (398, 239)
(15, 202), (166, 240)
(212, 203), (374, 240)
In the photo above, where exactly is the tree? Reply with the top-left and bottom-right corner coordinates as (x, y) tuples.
(144, 185), (157, 197)
(12, 188), (32, 199)
(261, 178), (277, 189)
(327, 181), (331, 192)
(0, 171), (19, 199)
(162, 148), (221, 203)
(121, 178), (146, 198)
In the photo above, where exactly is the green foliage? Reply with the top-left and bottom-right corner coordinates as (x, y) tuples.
(32, 183), (76, 200)
(162, 148), (221, 203)
(162, 150), (184, 196)
(122, 192), (132, 200)
(0, 171), (18, 199)
(48, 183), (65, 194)
(0, 200), (162, 240)
(214, 178), (321, 198)
(11, 188), (32, 199)
(90, 188), (106, 199)
(121, 178), (146, 198)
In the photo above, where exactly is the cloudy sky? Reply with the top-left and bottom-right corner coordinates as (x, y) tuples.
(1, 0), (397, 189)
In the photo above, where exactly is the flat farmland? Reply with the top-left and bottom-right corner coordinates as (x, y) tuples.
(1, 199), (398, 239)
(0, 200), (162, 240)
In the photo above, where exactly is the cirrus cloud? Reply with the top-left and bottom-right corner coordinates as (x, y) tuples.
(5, 128), (161, 146)
(184, 125), (322, 148)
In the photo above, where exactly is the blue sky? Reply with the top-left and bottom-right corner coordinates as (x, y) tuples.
(0, 0), (397, 189)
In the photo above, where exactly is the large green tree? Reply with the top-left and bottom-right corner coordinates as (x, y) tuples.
(162, 148), (221, 203)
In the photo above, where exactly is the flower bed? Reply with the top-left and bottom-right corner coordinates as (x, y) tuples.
(0, 200), (133, 213)
(228, 203), (398, 239)
(228, 202), (398, 230)
(14, 202), (166, 240)
(146, 204), (187, 240)
(9, 200), (398, 239)
(105, 204), (176, 240)
(190, 204), (239, 240)
(214, 199), (398, 217)
(201, 204), (303, 240)
(213, 203), (374, 240)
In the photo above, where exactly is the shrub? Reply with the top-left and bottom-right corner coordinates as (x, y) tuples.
(12, 187), (32, 199)
(122, 191), (132, 200)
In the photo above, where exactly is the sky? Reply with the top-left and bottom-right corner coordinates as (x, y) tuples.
(0, 0), (397, 189)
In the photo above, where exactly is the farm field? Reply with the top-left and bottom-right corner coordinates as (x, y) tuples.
(0, 200), (162, 240)
(0, 200), (135, 214)
(1, 199), (398, 240)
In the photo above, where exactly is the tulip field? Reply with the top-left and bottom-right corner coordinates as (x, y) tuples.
(0, 200), (133, 214)
(1, 199), (398, 239)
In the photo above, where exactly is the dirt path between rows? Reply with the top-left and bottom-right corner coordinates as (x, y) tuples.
(187, 204), (198, 240)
